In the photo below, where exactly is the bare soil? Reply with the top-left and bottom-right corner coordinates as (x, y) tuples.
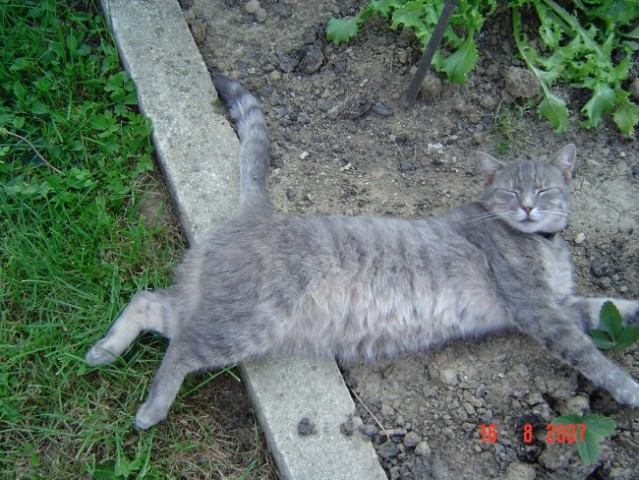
(179, 0), (639, 478)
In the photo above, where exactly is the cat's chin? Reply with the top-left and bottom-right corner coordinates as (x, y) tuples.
(511, 218), (564, 235)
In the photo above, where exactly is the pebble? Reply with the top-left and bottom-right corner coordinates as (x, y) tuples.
(403, 431), (421, 448)
(359, 424), (378, 437)
(244, 0), (260, 14)
(372, 103), (393, 117)
(297, 417), (316, 436)
(380, 402), (395, 418)
(503, 66), (540, 100)
(479, 94), (497, 110)
(420, 74), (442, 100)
(414, 441), (431, 457)
(560, 395), (589, 416)
(255, 8), (267, 22)
(377, 440), (400, 459)
(574, 232), (586, 244)
(299, 151), (309, 160)
(503, 461), (536, 480)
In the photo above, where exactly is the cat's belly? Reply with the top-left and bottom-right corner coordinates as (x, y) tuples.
(286, 276), (514, 361)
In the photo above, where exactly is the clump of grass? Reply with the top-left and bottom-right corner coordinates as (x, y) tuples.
(492, 102), (532, 154)
(0, 1), (273, 478)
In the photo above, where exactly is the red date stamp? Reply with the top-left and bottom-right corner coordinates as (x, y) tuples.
(479, 423), (587, 444)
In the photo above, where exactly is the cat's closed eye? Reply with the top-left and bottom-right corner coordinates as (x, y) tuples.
(493, 189), (519, 203)
(537, 188), (559, 197)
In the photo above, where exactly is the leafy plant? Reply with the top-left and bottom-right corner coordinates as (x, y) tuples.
(512, 0), (639, 136)
(552, 414), (616, 464)
(589, 301), (639, 350)
(327, 0), (496, 83)
(326, 0), (639, 136)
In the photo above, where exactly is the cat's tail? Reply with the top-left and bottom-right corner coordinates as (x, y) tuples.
(212, 74), (270, 210)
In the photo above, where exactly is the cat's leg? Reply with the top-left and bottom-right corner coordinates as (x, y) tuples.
(564, 296), (639, 330)
(85, 289), (177, 365)
(515, 305), (639, 407)
(134, 341), (200, 430)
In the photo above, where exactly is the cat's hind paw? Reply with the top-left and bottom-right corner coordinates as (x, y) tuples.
(135, 402), (167, 430)
(85, 340), (117, 365)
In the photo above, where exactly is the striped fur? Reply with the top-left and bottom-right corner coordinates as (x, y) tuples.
(86, 76), (639, 430)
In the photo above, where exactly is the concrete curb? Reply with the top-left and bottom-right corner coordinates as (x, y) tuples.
(99, 1), (386, 479)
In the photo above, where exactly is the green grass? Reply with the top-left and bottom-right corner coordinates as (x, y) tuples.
(0, 1), (273, 478)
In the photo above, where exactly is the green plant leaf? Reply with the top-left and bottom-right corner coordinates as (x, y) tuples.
(582, 414), (616, 437)
(614, 325), (639, 350)
(326, 16), (361, 44)
(370, 0), (404, 17)
(612, 94), (639, 137)
(581, 83), (615, 128)
(576, 430), (601, 464)
(599, 301), (623, 339)
(537, 92), (568, 133)
(438, 34), (478, 83)
(390, 1), (428, 31)
(588, 329), (615, 350)
(554, 414), (616, 464)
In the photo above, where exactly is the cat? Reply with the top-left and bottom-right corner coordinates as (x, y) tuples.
(86, 75), (639, 430)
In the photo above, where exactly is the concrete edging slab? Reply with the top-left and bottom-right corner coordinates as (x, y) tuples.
(99, 1), (386, 479)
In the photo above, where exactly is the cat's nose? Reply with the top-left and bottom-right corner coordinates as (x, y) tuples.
(523, 206), (533, 216)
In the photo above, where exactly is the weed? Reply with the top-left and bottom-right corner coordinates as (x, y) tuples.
(327, 0), (639, 136)
(492, 101), (532, 154)
(552, 414), (616, 464)
(589, 301), (639, 350)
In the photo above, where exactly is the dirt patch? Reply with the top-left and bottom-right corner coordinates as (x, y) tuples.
(183, 0), (639, 478)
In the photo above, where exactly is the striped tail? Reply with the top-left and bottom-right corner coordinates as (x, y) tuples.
(212, 74), (270, 210)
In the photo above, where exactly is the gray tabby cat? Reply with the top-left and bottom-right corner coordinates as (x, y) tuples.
(86, 75), (639, 430)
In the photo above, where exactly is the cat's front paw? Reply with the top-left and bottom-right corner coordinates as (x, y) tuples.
(85, 340), (117, 365)
(135, 402), (167, 430)
(611, 381), (639, 408)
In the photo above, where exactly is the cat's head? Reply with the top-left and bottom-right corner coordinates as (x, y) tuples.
(476, 144), (576, 234)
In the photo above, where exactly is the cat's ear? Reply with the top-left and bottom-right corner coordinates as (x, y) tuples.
(475, 151), (505, 184)
(550, 143), (576, 182)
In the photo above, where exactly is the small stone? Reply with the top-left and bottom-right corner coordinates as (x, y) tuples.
(297, 417), (316, 436)
(297, 44), (324, 75)
(503, 462), (537, 480)
(560, 395), (590, 417)
(268, 70), (281, 82)
(188, 20), (207, 44)
(414, 441), (431, 457)
(326, 105), (340, 119)
(255, 7), (267, 22)
(299, 151), (309, 160)
(244, 0), (260, 14)
(340, 415), (355, 436)
(359, 424), (378, 437)
(380, 402), (395, 419)
(403, 431), (421, 448)
(420, 74), (442, 101)
(377, 440), (400, 459)
(371, 103), (393, 117)
(426, 142), (444, 155)
(574, 232), (586, 244)
(504, 66), (540, 100)
(479, 94), (498, 110)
